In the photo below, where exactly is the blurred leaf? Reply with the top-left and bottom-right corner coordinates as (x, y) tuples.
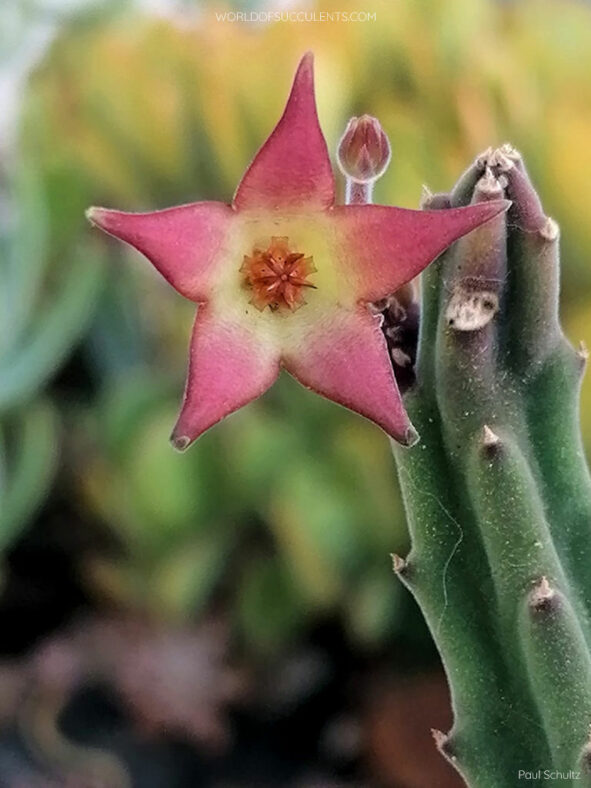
(86, 269), (150, 380)
(83, 382), (229, 566)
(152, 534), (232, 620)
(0, 400), (58, 548)
(346, 567), (404, 647)
(125, 404), (211, 542)
(1, 165), (49, 347)
(237, 555), (306, 656)
(221, 404), (304, 510)
(269, 460), (359, 608)
(13, 0), (591, 652)
(330, 421), (408, 555)
(83, 556), (144, 609)
(98, 370), (173, 456)
(0, 248), (104, 411)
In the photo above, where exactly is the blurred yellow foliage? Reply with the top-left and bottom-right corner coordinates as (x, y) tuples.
(23, 0), (591, 293)
(19, 0), (591, 643)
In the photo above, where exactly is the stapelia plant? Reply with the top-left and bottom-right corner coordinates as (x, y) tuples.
(87, 52), (591, 786)
(86, 53), (505, 450)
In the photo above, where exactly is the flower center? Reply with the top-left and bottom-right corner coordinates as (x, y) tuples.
(240, 236), (317, 312)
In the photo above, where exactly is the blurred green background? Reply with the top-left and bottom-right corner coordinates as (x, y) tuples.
(1, 0), (591, 785)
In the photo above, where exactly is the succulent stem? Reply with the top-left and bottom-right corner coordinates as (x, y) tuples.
(388, 146), (591, 786)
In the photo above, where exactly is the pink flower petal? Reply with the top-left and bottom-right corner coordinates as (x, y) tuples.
(333, 200), (510, 302)
(86, 202), (234, 301)
(170, 307), (280, 450)
(282, 307), (417, 445)
(233, 53), (334, 212)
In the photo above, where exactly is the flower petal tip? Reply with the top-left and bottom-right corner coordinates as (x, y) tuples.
(298, 51), (314, 71)
(402, 425), (420, 448)
(170, 434), (192, 453)
(85, 206), (102, 226)
(465, 197), (510, 218)
(486, 198), (511, 216)
(85, 206), (116, 231)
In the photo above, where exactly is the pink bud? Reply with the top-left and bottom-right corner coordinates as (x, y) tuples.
(337, 114), (391, 183)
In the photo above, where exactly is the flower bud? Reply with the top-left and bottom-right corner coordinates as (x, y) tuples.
(337, 114), (391, 183)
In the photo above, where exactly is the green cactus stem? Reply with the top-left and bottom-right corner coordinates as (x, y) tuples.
(387, 146), (591, 787)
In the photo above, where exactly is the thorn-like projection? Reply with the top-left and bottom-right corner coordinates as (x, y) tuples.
(390, 553), (407, 574)
(420, 184), (433, 208)
(482, 424), (500, 447)
(575, 340), (589, 377)
(529, 576), (557, 612)
(539, 216), (559, 242)
(488, 147), (515, 172)
(481, 424), (501, 459)
(421, 191), (453, 211)
(431, 728), (456, 761)
(498, 142), (522, 164)
(582, 727), (591, 774)
(476, 167), (506, 197)
(475, 146), (493, 168)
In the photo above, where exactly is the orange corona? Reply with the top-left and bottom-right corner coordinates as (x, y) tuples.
(241, 236), (316, 312)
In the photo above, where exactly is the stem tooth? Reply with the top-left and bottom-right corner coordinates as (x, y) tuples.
(431, 728), (456, 761)
(475, 146), (493, 168)
(476, 166), (505, 197)
(503, 166), (546, 232)
(431, 728), (447, 747)
(421, 191), (452, 211)
(390, 553), (407, 574)
(582, 727), (591, 774)
(480, 424), (502, 459)
(481, 424), (500, 447)
(540, 216), (560, 242)
(529, 575), (557, 612)
(499, 142), (522, 163)
(419, 184), (433, 208)
(488, 147), (515, 172)
(451, 156), (488, 206)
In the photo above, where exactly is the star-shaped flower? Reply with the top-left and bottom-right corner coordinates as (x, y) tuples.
(87, 53), (507, 450)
